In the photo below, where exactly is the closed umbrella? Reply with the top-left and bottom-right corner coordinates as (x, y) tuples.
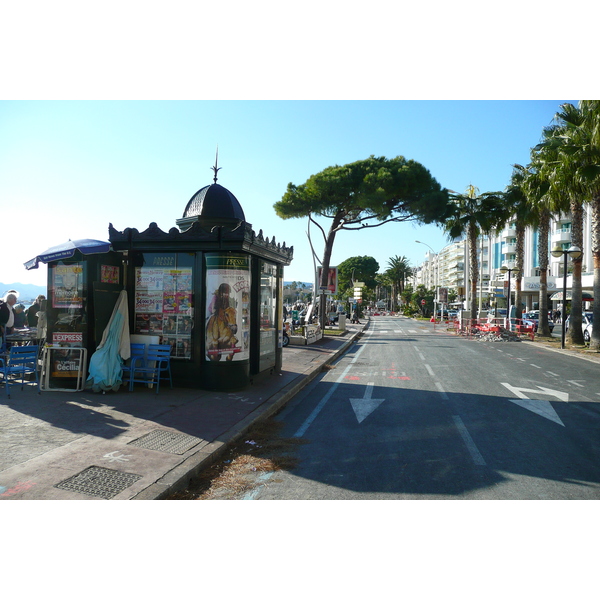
(24, 239), (111, 270)
(86, 290), (131, 393)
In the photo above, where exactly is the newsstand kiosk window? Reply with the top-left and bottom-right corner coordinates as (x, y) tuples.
(134, 252), (194, 359)
(259, 260), (277, 371)
(47, 261), (88, 389)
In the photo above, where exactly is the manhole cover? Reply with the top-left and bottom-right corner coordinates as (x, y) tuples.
(55, 466), (142, 499)
(128, 429), (202, 454)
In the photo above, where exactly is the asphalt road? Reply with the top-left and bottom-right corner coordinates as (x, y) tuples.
(242, 315), (600, 499)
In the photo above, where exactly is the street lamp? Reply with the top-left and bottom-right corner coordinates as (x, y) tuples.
(416, 240), (439, 317)
(550, 245), (582, 349)
(499, 264), (520, 330)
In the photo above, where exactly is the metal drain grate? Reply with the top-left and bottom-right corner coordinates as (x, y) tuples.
(55, 466), (142, 499)
(128, 429), (202, 454)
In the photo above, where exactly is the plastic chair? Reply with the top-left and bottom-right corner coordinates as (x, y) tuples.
(120, 343), (146, 389)
(0, 345), (40, 399)
(129, 344), (173, 393)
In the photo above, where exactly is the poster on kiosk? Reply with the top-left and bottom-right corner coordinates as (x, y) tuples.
(205, 254), (251, 362)
(47, 263), (86, 389)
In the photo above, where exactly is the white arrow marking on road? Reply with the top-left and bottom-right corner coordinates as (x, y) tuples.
(500, 382), (567, 426)
(349, 382), (386, 424)
(501, 382), (569, 402)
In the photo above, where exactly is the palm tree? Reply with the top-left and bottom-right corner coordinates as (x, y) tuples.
(386, 255), (411, 311)
(536, 109), (587, 345)
(504, 166), (540, 321)
(444, 185), (506, 319)
(539, 101), (600, 350)
(520, 152), (554, 336)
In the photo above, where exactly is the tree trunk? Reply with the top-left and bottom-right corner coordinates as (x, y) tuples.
(468, 223), (479, 319)
(590, 194), (600, 351)
(515, 222), (525, 320)
(538, 210), (552, 337)
(566, 201), (585, 345)
(319, 215), (342, 330)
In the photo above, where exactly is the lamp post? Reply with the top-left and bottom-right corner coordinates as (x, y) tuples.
(416, 240), (439, 318)
(499, 264), (520, 330)
(550, 245), (582, 349)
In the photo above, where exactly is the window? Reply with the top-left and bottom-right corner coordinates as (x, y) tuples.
(134, 252), (194, 359)
(259, 260), (277, 371)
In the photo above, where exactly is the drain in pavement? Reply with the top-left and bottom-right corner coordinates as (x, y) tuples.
(128, 429), (202, 454)
(55, 466), (143, 499)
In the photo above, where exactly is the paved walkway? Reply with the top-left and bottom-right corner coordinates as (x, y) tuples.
(0, 323), (366, 500)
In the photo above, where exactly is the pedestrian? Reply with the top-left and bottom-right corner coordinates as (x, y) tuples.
(0, 292), (18, 338)
(27, 295), (46, 327)
(13, 303), (28, 328)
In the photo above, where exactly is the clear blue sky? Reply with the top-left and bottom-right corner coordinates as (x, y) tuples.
(0, 100), (577, 289)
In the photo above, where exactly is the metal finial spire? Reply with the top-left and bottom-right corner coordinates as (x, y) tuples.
(211, 146), (221, 183)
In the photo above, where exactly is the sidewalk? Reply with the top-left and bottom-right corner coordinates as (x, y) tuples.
(0, 323), (367, 500)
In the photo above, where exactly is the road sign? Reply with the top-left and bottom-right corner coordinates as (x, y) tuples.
(421, 299), (426, 305)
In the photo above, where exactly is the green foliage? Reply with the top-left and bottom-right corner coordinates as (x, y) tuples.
(337, 256), (380, 292)
(274, 155), (452, 227)
(444, 185), (506, 318)
(275, 155), (450, 329)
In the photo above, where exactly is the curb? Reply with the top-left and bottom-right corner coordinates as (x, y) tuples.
(132, 327), (364, 499)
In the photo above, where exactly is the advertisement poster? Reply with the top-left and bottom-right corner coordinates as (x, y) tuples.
(101, 265), (119, 284)
(53, 264), (84, 308)
(205, 254), (251, 362)
(316, 266), (338, 295)
(134, 266), (193, 358)
(51, 332), (84, 377)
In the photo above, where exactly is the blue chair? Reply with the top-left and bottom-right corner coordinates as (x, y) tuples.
(0, 345), (40, 399)
(121, 343), (146, 389)
(129, 344), (173, 393)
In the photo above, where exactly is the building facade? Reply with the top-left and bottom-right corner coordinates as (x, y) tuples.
(412, 210), (594, 312)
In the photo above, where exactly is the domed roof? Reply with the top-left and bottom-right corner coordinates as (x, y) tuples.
(182, 183), (246, 222)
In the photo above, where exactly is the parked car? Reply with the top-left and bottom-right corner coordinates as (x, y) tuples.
(565, 312), (594, 342)
(522, 311), (554, 333)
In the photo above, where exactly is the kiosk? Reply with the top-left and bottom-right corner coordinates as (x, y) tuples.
(25, 170), (293, 392)
(108, 173), (293, 390)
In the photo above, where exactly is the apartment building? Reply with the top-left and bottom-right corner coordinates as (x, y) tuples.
(413, 210), (594, 312)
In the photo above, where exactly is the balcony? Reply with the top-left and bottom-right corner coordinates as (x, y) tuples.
(502, 227), (517, 238)
(554, 213), (571, 224)
(551, 229), (572, 245)
(504, 243), (517, 253)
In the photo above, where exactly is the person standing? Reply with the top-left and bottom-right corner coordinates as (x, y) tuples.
(27, 294), (45, 327)
(0, 292), (18, 337)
